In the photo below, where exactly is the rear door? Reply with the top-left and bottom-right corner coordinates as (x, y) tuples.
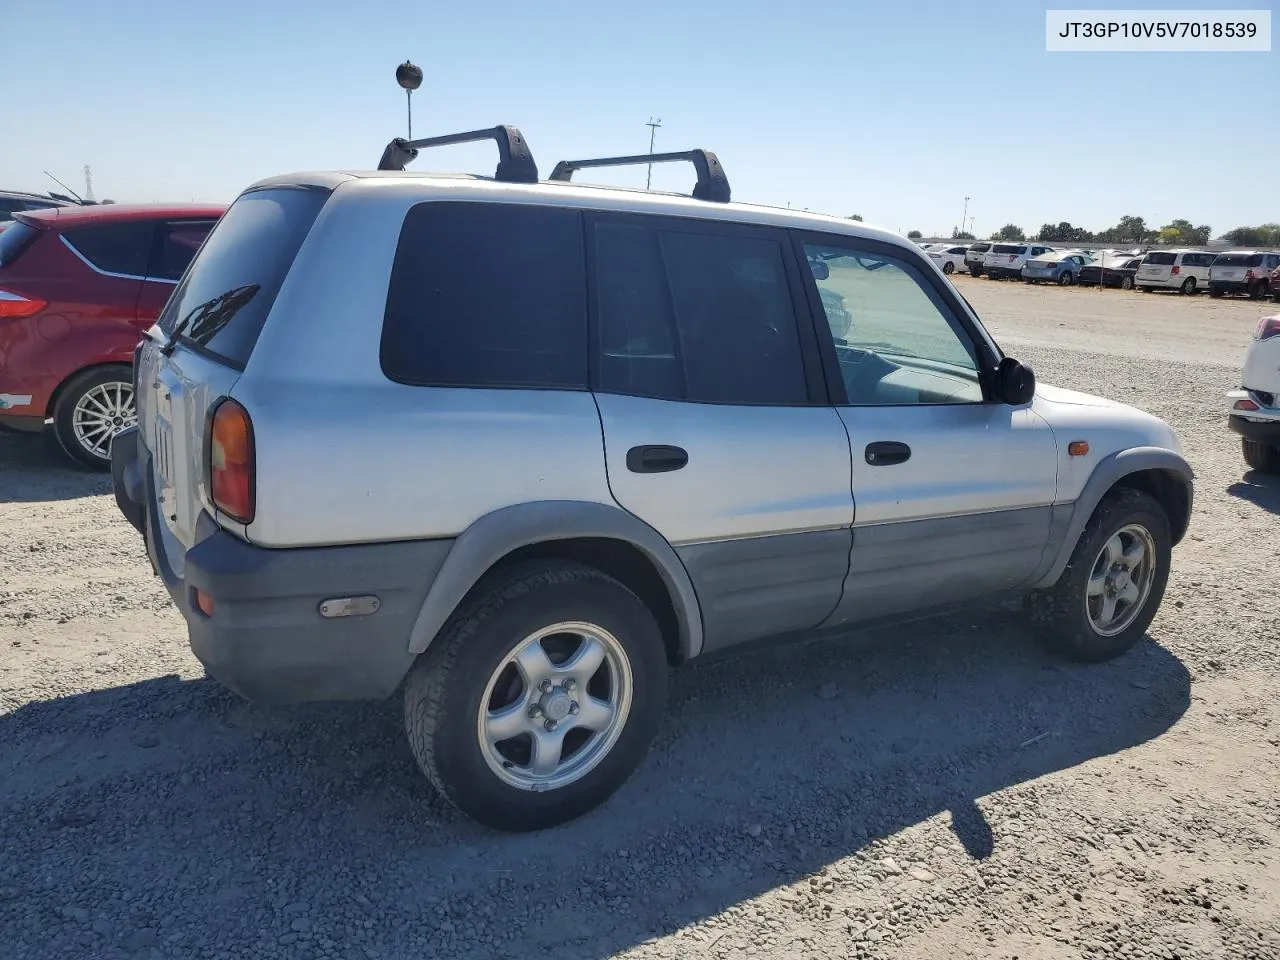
(588, 212), (854, 653)
(141, 187), (328, 559)
(795, 233), (1058, 626)
(59, 220), (155, 330)
(1138, 251), (1175, 285)
(137, 219), (218, 322)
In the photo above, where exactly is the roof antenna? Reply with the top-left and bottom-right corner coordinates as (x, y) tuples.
(43, 170), (84, 204)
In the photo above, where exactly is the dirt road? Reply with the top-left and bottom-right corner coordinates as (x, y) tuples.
(2, 280), (1278, 959)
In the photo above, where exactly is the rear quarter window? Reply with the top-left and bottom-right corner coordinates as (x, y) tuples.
(63, 221), (155, 277)
(161, 187), (328, 368)
(381, 202), (588, 389)
(0, 221), (40, 267)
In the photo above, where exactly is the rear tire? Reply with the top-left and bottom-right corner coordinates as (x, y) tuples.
(942, 261), (955, 275)
(1026, 488), (1171, 663)
(1209, 288), (1224, 298)
(969, 266), (984, 277)
(1121, 276), (1134, 290)
(1180, 277), (1197, 295)
(1242, 439), (1280, 474)
(1250, 280), (1269, 301)
(51, 365), (135, 471)
(403, 561), (668, 831)
(1058, 271), (1074, 286)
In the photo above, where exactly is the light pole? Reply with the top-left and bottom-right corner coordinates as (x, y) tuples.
(962, 196), (970, 236)
(645, 117), (662, 189)
(396, 60), (423, 139)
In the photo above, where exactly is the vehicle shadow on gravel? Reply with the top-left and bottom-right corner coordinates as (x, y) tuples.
(0, 430), (106, 502)
(1227, 471), (1280, 515)
(0, 607), (1190, 959)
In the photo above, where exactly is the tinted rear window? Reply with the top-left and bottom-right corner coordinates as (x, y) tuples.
(968, 243), (991, 252)
(1144, 252), (1176, 265)
(381, 202), (588, 389)
(992, 244), (1026, 254)
(161, 187), (328, 368)
(1214, 253), (1259, 267)
(64, 221), (155, 276)
(0, 222), (40, 267)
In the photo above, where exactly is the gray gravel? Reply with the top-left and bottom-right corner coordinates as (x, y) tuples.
(2, 279), (1279, 959)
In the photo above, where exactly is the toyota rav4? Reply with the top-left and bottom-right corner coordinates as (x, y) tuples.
(111, 125), (1193, 831)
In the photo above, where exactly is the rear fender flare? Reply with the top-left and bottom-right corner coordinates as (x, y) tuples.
(405, 500), (704, 659)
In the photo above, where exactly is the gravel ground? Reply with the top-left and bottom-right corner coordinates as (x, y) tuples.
(2, 279), (1278, 959)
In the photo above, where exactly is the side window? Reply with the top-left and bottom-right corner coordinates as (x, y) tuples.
(804, 241), (983, 406)
(150, 220), (216, 282)
(382, 202), (588, 389)
(63, 222), (155, 277)
(594, 219), (808, 405)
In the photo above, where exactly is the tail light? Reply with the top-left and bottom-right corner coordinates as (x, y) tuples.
(1245, 269), (1256, 281)
(208, 399), (255, 523)
(1008, 255), (1017, 262)
(1254, 316), (1280, 341)
(1170, 265), (1180, 275)
(0, 290), (48, 318)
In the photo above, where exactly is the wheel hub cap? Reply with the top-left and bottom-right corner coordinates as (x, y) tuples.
(1085, 524), (1157, 637)
(540, 689), (574, 722)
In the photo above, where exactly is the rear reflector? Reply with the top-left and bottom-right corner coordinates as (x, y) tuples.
(208, 399), (255, 523)
(0, 290), (47, 318)
(193, 588), (215, 617)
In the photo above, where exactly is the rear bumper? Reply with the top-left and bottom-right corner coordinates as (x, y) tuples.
(1022, 269), (1058, 280)
(110, 426), (451, 703)
(985, 267), (1020, 279)
(1228, 413), (1280, 443)
(1210, 280), (1251, 294)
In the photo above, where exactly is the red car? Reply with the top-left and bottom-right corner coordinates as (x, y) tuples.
(0, 202), (224, 468)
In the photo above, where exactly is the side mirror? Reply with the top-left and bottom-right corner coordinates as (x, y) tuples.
(809, 259), (830, 281)
(996, 356), (1036, 405)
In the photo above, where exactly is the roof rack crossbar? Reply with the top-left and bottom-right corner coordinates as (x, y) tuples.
(548, 149), (730, 203)
(376, 125), (538, 183)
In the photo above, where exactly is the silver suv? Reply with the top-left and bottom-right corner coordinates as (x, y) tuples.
(111, 125), (1193, 831)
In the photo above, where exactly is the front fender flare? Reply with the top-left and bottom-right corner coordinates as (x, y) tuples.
(405, 500), (705, 659)
(1032, 446), (1193, 589)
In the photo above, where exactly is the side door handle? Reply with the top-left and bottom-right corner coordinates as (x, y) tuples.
(626, 444), (689, 474)
(865, 441), (911, 466)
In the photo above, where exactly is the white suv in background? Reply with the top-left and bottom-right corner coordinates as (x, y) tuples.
(1209, 251), (1280, 300)
(983, 242), (1054, 280)
(1135, 250), (1216, 295)
(1227, 315), (1280, 472)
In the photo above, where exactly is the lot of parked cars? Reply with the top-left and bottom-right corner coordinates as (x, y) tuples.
(947, 239), (1280, 301)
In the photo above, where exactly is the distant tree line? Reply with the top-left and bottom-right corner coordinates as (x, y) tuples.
(968, 217), (1280, 247)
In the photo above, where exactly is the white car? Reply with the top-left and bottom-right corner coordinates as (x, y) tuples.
(927, 244), (969, 275)
(1135, 249), (1216, 295)
(1227, 314), (1280, 472)
(983, 242), (1055, 280)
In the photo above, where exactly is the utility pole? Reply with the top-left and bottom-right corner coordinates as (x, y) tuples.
(83, 165), (95, 202)
(962, 196), (970, 236)
(645, 117), (662, 189)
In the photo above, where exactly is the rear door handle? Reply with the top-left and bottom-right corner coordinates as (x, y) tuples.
(626, 444), (688, 474)
(865, 441), (911, 466)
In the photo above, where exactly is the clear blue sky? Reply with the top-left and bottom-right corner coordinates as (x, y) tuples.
(4, 0), (1276, 238)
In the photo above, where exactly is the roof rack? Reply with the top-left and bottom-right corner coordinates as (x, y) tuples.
(376, 125), (538, 184)
(548, 149), (730, 203)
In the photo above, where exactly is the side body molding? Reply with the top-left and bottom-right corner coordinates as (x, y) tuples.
(405, 500), (705, 658)
(1031, 446), (1194, 590)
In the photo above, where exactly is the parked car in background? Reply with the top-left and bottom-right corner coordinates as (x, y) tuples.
(983, 242), (1055, 280)
(1135, 250), (1216, 295)
(1209, 251), (1280, 299)
(1271, 264), (1280, 303)
(1226, 315), (1280, 472)
(964, 241), (992, 276)
(927, 244), (969, 275)
(1078, 254), (1145, 289)
(0, 202), (223, 467)
(1022, 250), (1094, 286)
(0, 190), (75, 231)
(110, 126), (1193, 831)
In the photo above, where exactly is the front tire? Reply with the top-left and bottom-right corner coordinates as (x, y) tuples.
(403, 561), (668, 831)
(1121, 276), (1134, 290)
(1242, 438), (1280, 474)
(51, 365), (136, 471)
(1026, 488), (1171, 663)
(969, 266), (984, 277)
